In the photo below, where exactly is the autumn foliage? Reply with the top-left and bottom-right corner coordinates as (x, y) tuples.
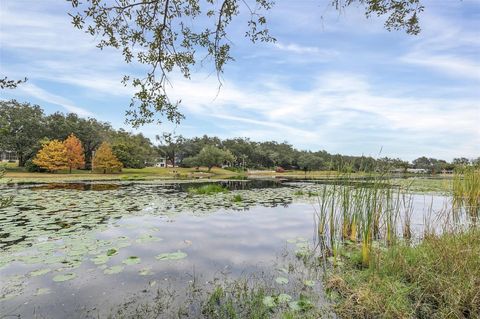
(93, 142), (123, 173)
(33, 140), (68, 172)
(64, 134), (85, 173)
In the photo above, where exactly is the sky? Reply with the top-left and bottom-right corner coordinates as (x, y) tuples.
(0, 0), (479, 161)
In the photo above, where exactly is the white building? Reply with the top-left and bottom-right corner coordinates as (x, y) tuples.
(0, 150), (17, 162)
(154, 157), (167, 168)
(406, 168), (428, 174)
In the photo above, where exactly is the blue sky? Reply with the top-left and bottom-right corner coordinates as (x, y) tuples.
(0, 0), (479, 161)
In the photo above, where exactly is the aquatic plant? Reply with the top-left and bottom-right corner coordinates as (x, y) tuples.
(453, 167), (480, 220)
(232, 194), (243, 202)
(187, 184), (229, 195)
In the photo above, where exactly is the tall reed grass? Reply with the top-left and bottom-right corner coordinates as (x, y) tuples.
(312, 168), (476, 267)
(453, 167), (480, 221)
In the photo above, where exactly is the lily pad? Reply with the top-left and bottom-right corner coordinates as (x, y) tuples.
(106, 248), (118, 256)
(304, 280), (315, 287)
(277, 293), (292, 303)
(34, 288), (51, 296)
(53, 272), (77, 282)
(104, 265), (124, 275)
(139, 267), (153, 276)
(122, 256), (141, 265)
(136, 234), (162, 244)
(275, 276), (289, 284)
(91, 254), (110, 265)
(155, 250), (187, 261)
(29, 268), (52, 277)
(262, 296), (276, 308)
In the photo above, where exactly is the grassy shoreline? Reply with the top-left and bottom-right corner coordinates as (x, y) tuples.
(325, 229), (480, 318)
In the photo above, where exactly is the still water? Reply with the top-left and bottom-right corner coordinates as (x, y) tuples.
(0, 180), (450, 318)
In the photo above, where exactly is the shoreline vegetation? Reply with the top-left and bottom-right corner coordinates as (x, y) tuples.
(1, 163), (456, 194)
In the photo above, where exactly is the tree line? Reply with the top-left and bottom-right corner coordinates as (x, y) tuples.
(0, 100), (478, 173)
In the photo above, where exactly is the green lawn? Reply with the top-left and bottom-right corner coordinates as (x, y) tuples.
(2, 165), (240, 183)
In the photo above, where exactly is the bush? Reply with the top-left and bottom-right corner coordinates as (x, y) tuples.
(24, 159), (46, 172)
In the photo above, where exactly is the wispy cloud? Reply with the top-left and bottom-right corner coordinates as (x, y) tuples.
(274, 42), (339, 57)
(19, 83), (94, 117)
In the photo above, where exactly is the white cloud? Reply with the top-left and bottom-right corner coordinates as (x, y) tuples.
(274, 42), (338, 57)
(19, 83), (94, 117)
(400, 11), (480, 80)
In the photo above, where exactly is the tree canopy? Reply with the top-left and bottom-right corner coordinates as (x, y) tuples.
(0, 100), (46, 166)
(93, 142), (123, 173)
(33, 140), (69, 172)
(68, 0), (423, 126)
(64, 134), (86, 173)
(184, 145), (235, 171)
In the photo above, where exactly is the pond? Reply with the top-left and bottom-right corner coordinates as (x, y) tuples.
(0, 179), (452, 318)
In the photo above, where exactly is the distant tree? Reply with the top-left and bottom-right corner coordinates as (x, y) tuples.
(44, 112), (113, 169)
(156, 132), (185, 167)
(92, 142), (123, 173)
(412, 156), (431, 170)
(472, 157), (480, 168)
(453, 157), (470, 167)
(297, 152), (324, 174)
(184, 145), (235, 172)
(32, 140), (69, 172)
(0, 100), (46, 166)
(64, 134), (85, 173)
(181, 156), (201, 170)
(110, 129), (155, 168)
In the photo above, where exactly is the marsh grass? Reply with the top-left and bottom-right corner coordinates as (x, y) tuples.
(232, 194), (243, 202)
(188, 184), (229, 195)
(326, 229), (480, 319)
(453, 167), (480, 220)
(313, 171), (412, 267)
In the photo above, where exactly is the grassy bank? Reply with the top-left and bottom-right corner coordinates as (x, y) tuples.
(2, 166), (240, 183)
(326, 229), (480, 318)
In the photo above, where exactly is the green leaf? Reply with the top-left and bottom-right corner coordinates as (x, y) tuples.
(262, 296), (276, 308)
(275, 276), (289, 284)
(155, 250), (187, 261)
(53, 272), (76, 282)
(122, 256), (141, 265)
(103, 265), (124, 275)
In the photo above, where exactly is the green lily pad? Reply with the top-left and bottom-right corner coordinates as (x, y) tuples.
(30, 268), (52, 277)
(277, 293), (292, 303)
(139, 267), (153, 276)
(34, 288), (51, 296)
(136, 234), (162, 244)
(122, 256), (141, 265)
(262, 296), (276, 308)
(304, 280), (315, 287)
(275, 276), (289, 284)
(289, 300), (301, 311)
(106, 248), (118, 256)
(104, 265), (124, 275)
(155, 251), (187, 261)
(53, 272), (76, 282)
(91, 254), (110, 265)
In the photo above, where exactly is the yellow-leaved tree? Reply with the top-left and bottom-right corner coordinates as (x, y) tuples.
(33, 140), (68, 172)
(64, 133), (85, 173)
(92, 142), (123, 174)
